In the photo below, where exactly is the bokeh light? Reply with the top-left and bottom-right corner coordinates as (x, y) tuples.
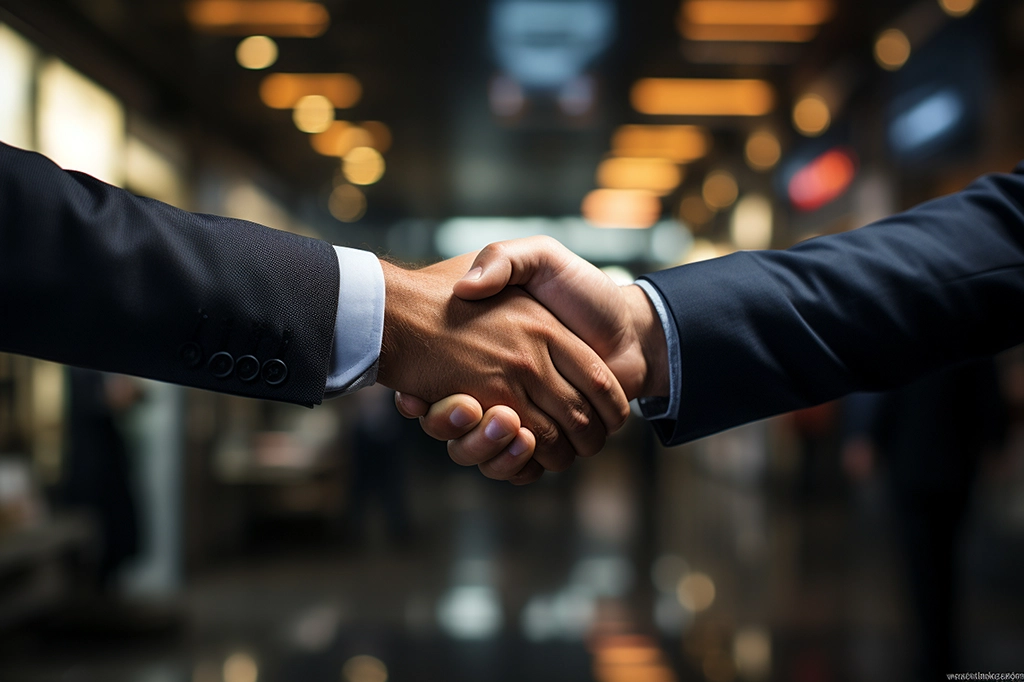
(292, 94), (334, 133)
(874, 28), (911, 71)
(342, 655), (388, 682)
(611, 124), (709, 163)
(702, 170), (738, 210)
(792, 93), (831, 136)
(329, 184), (366, 222)
(678, 193), (715, 227)
(235, 35), (277, 69)
(259, 72), (361, 109)
(343, 146), (385, 185)
(938, 0), (978, 17)
(744, 130), (781, 171)
(730, 194), (773, 250)
(582, 189), (662, 229)
(677, 572), (716, 612)
(223, 652), (258, 682)
(597, 157), (683, 195)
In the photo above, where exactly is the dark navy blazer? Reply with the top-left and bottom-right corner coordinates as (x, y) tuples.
(641, 163), (1024, 446)
(0, 142), (340, 406)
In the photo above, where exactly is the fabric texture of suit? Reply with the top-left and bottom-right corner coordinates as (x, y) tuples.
(641, 163), (1024, 446)
(0, 142), (340, 406)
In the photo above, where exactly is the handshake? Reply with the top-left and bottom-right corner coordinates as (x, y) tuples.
(374, 236), (671, 485)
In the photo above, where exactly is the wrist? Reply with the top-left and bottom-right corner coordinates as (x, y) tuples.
(622, 284), (670, 399)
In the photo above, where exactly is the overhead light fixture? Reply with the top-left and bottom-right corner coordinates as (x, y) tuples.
(186, 0), (330, 37)
(582, 189), (661, 229)
(343, 146), (385, 185)
(745, 129), (782, 171)
(329, 184), (366, 222)
(632, 78), (775, 116)
(683, 0), (834, 27)
(597, 157), (683, 195)
(680, 23), (819, 42)
(311, 122), (391, 157)
(611, 125), (709, 163)
(702, 170), (738, 210)
(259, 73), (361, 109)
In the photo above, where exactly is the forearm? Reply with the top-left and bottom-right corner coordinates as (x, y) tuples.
(0, 142), (340, 405)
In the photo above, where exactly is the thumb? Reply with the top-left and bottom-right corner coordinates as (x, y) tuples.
(453, 236), (571, 301)
(453, 246), (515, 300)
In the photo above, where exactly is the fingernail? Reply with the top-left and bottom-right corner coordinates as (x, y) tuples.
(450, 406), (475, 428)
(461, 266), (483, 282)
(508, 436), (528, 457)
(485, 418), (511, 441)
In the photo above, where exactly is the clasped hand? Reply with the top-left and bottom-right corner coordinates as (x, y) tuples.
(375, 237), (669, 484)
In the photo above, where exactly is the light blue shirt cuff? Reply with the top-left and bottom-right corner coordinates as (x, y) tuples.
(324, 246), (385, 397)
(633, 279), (681, 422)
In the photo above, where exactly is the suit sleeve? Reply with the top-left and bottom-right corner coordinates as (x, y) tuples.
(0, 142), (340, 407)
(640, 164), (1024, 445)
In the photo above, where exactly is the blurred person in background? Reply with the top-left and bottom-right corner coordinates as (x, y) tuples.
(346, 385), (413, 547)
(60, 369), (143, 591)
(841, 359), (1007, 680)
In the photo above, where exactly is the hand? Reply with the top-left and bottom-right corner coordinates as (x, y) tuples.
(376, 253), (630, 476)
(395, 236), (671, 478)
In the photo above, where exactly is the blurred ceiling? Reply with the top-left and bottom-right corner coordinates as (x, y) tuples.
(0, 0), (946, 225)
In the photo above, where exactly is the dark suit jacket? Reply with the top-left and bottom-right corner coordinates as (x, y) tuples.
(641, 163), (1024, 446)
(0, 142), (340, 406)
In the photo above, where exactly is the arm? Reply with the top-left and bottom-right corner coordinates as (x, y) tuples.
(407, 163), (1024, 455)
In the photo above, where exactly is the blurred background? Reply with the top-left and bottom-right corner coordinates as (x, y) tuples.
(2, 0), (1024, 680)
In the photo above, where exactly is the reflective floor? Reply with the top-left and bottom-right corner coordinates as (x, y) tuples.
(3, 417), (1024, 682)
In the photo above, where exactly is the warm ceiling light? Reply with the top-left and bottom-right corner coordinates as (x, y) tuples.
(676, 572), (716, 612)
(343, 146), (385, 185)
(186, 1), (330, 37)
(680, 23), (819, 42)
(310, 122), (389, 157)
(683, 0), (834, 26)
(938, 0), (978, 17)
(702, 170), (738, 210)
(632, 78), (775, 116)
(597, 157), (684, 195)
(328, 184), (366, 222)
(342, 655), (388, 682)
(259, 73), (361, 109)
(792, 93), (830, 136)
(292, 94), (334, 133)
(730, 194), (773, 250)
(745, 129), (781, 171)
(582, 189), (661, 229)
(874, 28), (911, 71)
(611, 125), (709, 162)
(235, 35), (278, 69)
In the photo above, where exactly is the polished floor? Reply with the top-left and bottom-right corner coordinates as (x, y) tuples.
(3, 417), (1024, 682)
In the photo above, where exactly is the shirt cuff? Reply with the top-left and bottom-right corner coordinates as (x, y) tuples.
(324, 246), (385, 398)
(633, 279), (681, 422)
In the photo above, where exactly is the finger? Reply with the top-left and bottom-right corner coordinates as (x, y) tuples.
(394, 391), (430, 419)
(548, 333), (631, 435)
(525, 350), (608, 460)
(453, 236), (573, 301)
(477, 428), (537, 481)
(415, 394), (484, 441)
(447, 405), (520, 467)
(509, 459), (545, 485)
(520, 398), (581, 473)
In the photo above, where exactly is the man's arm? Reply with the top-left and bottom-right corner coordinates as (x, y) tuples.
(406, 163), (1024, 457)
(0, 142), (340, 406)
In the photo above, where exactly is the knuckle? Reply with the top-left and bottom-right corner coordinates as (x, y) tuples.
(530, 421), (560, 447)
(563, 404), (592, 436)
(587, 363), (616, 397)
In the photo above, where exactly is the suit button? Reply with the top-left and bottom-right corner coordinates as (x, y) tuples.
(179, 342), (202, 368)
(207, 352), (235, 378)
(236, 355), (260, 382)
(262, 359), (288, 386)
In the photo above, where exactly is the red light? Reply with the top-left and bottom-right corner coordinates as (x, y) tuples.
(787, 147), (857, 212)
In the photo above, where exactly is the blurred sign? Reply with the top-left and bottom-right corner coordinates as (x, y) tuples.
(490, 0), (615, 89)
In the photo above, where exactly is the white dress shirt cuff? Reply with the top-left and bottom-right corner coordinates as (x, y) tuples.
(633, 279), (681, 422)
(324, 246), (385, 398)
